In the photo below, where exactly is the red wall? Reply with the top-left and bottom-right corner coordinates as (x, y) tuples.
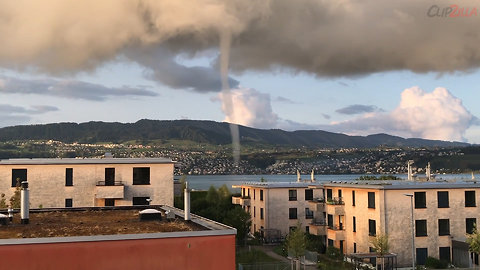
(0, 234), (235, 270)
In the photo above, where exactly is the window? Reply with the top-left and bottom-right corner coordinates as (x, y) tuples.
(416, 220), (428, 236)
(466, 218), (477, 234)
(132, 197), (150, 205)
(11, 169), (27, 187)
(438, 219), (450, 236)
(254, 206), (256, 218)
(105, 168), (115, 186)
(415, 192), (426, 208)
(327, 189), (332, 200)
(353, 216), (356, 232)
(133, 167), (150, 185)
(305, 226), (309, 234)
(260, 190), (264, 201)
(369, 247), (377, 265)
(328, 239), (334, 247)
(439, 247), (451, 262)
(65, 198), (73, 207)
(466, 191), (476, 207)
(289, 190), (297, 201)
(368, 192), (375, 209)
(289, 208), (297, 219)
(416, 248), (428, 265)
(327, 214), (333, 228)
(305, 208), (314, 219)
(352, 190), (356, 206)
(260, 208), (264, 219)
(253, 190), (256, 200)
(305, 189), (313, 201)
(242, 188), (245, 197)
(105, 199), (115, 206)
(247, 189), (250, 197)
(338, 189), (342, 199)
(339, 240), (344, 254)
(65, 168), (73, 186)
(437, 191), (449, 208)
(354, 243), (357, 253)
(368, 219), (376, 236)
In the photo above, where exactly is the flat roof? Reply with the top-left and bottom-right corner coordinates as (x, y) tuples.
(0, 205), (235, 242)
(233, 180), (480, 190)
(0, 157), (174, 165)
(232, 181), (315, 189)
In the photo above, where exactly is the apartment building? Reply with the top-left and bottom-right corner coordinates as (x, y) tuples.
(232, 181), (323, 241)
(0, 157), (175, 208)
(235, 179), (480, 267)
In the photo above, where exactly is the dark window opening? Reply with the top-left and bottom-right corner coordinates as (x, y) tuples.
(133, 167), (150, 185)
(466, 218), (477, 234)
(65, 168), (73, 186)
(289, 190), (297, 201)
(65, 198), (73, 208)
(253, 206), (256, 217)
(328, 239), (334, 247)
(305, 208), (314, 219)
(437, 191), (449, 208)
(260, 190), (264, 201)
(260, 208), (264, 219)
(328, 214), (333, 228)
(289, 208), (297, 219)
(327, 189), (332, 200)
(438, 219), (450, 236)
(105, 168), (115, 186)
(353, 216), (356, 232)
(339, 240), (344, 254)
(439, 247), (451, 263)
(352, 190), (356, 206)
(416, 220), (428, 236)
(132, 197), (150, 205)
(416, 248), (428, 265)
(465, 191), (476, 207)
(369, 247), (377, 265)
(368, 192), (375, 209)
(354, 243), (357, 253)
(368, 219), (376, 236)
(105, 198), (115, 206)
(11, 169), (27, 187)
(305, 189), (313, 201)
(338, 189), (342, 199)
(305, 226), (309, 234)
(253, 190), (256, 200)
(415, 192), (427, 209)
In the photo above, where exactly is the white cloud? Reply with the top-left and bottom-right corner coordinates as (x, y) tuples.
(218, 88), (278, 128)
(329, 87), (477, 141)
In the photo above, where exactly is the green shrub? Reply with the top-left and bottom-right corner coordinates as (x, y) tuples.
(424, 256), (448, 269)
(326, 246), (343, 261)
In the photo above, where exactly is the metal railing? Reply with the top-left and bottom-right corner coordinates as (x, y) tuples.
(326, 197), (344, 205)
(310, 218), (327, 226)
(328, 224), (344, 231)
(96, 181), (124, 186)
(310, 197), (325, 203)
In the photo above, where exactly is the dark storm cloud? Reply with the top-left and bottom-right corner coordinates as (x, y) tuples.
(336, 104), (379, 115)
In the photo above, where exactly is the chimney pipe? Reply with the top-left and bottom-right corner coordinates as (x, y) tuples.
(184, 182), (190, 221)
(20, 181), (29, 224)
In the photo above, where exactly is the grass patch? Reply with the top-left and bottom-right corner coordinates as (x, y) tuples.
(236, 249), (280, 265)
(317, 254), (351, 270)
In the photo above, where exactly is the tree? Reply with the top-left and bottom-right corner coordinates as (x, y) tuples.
(0, 193), (7, 208)
(9, 178), (21, 209)
(286, 223), (306, 264)
(467, 225), (480, 268)
(223, 206), (251, 245)
(370, 233), (390, 270)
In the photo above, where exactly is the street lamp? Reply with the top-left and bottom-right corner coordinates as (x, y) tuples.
(404, 194), (415, 270)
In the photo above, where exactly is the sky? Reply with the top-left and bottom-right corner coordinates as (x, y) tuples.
(0, 0), (480, 143)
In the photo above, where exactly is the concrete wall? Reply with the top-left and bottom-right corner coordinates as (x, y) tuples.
(0, 234), (235, 270)
(0, 163), (174, 207)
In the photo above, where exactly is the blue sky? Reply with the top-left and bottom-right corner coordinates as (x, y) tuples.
(0, 1), (479, 143)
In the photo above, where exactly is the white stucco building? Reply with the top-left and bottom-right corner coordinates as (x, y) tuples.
(0, 157), (175, 208)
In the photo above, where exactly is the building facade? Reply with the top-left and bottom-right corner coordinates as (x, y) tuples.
(232, 182), (323, 241)
(0, 158), (175, 208)
(235, 179), (480, 267)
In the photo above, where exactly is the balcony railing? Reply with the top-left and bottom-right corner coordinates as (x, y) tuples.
(96, 181), (124, 186)
(310, 198), (325, 203)
(326, 197), (344, 205)
(310, 218), (327, 226)
(328, 224), (344, 231)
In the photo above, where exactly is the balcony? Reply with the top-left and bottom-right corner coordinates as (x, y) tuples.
(326, 197), (345, 216)
(231, 196), (250, 206)
(327, 225), (345, 240)
(95, 181), (125, 199)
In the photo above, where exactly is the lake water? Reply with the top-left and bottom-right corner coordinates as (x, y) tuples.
(182, 173), (476, 191)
